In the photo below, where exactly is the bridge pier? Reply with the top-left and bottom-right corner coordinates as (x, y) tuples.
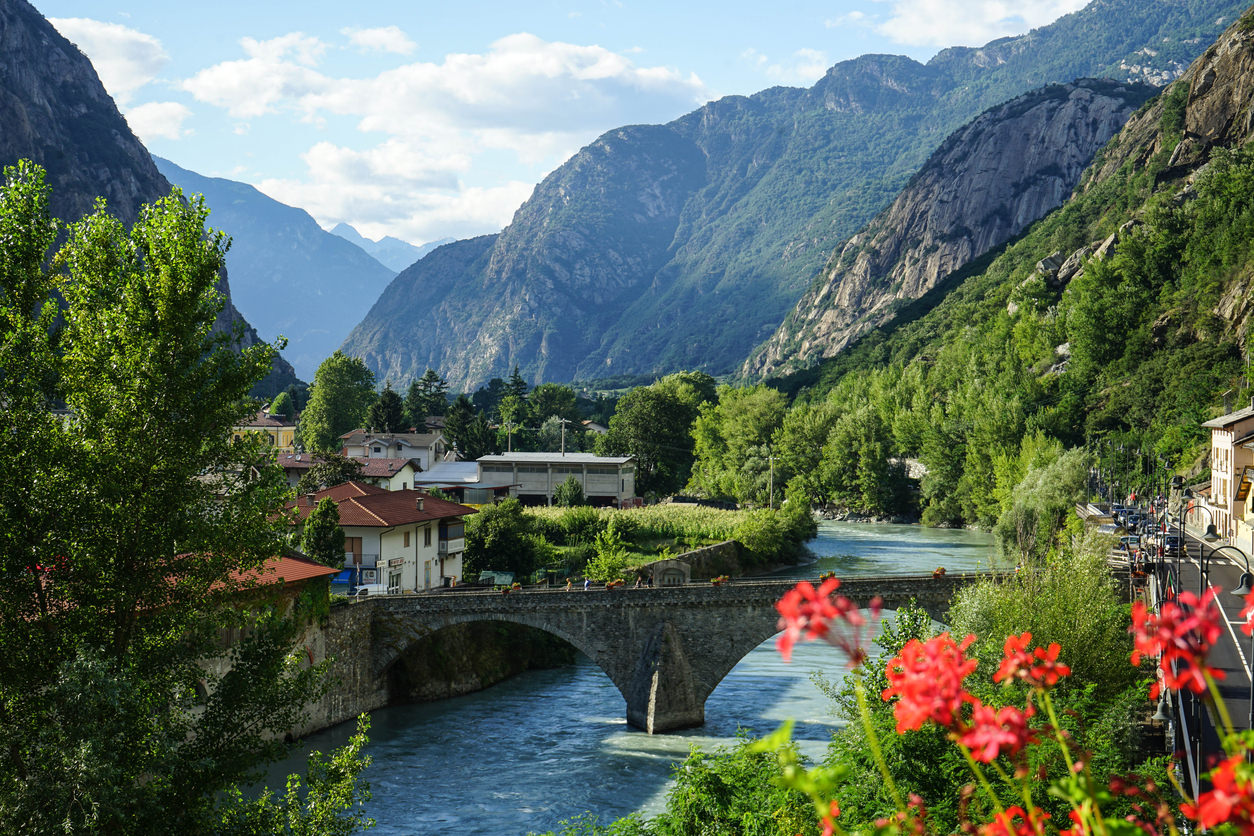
(624, 622), (704, 733)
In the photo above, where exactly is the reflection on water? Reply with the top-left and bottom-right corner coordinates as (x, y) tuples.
(267, 522), (1001, 835)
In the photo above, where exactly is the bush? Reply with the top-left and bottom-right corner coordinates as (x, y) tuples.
(553, 475), (585, 507)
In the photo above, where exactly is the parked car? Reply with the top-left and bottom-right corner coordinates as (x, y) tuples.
(1118, 535), (1141, 552)
(1162, 535), (1182, 556)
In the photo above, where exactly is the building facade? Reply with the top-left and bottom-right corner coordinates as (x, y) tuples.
(477, 452), (636, 506)
(1199, 400), (1254, 549)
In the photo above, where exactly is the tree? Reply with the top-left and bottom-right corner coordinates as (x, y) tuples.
(459, 413), (500, 460)
(0, 163), (369, 832)
(597, 372), (715, 497)
(414, 368), (448, 416)
(296, 456), (366, 494)
(443, 394), (475, 455)
(687, 384), (787, 504)
(366, 382), (405, 433)
(269, 389), (294, 419)
(463, 498), (539, 577)
(302, 498), (347, 568)
(471, 377), (506, 417)
(403, 379), (427, 432)
(529, 382), (580, 424)
(299, 351), (376, 452)
(506, 364), (528, 401)
(553, 475), (585, 507)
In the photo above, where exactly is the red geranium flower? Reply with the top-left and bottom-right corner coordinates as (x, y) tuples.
(775, 577), (880, 667)
(993, 632), (1071, 689)
(979, 806), (1050, 836)
(883, 632), (979, 734)
(959, 701), (1037, 762)
(1181, 755), (1254, 832)
(1131, 589), (1225, 698)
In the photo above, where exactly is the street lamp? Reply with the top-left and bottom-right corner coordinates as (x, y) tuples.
(1229, 548), (1254, 736)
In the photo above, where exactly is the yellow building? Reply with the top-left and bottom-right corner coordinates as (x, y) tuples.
(233, 408), (297, 453)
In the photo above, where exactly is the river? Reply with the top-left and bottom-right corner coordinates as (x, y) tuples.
(267, 521), (1002, 835)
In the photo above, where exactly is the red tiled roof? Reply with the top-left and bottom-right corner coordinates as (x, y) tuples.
(230, 551), (340, 586)
(240, 408), (296, 429)
(276, 453), (321, 470)
(349, 456), (421, 477)
(286, 480), (475, 527)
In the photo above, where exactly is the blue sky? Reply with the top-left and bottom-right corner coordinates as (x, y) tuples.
(34, 1), (1087, 246)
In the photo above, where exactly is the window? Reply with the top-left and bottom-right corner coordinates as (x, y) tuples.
(404, 530), (410, 547)
(372, 446), (382, 454)
(424, 526), (432, 547)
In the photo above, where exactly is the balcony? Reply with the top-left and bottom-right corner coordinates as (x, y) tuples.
(438, 537), (464, 555)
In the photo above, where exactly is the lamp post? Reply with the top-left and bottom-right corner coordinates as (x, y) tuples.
(1230, 549), (1254, 736)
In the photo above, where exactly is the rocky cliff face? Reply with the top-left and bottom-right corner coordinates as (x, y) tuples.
(744, 79), (1154, 379)
(341, 0), (1246, 392)
(0, 0), (298, 394)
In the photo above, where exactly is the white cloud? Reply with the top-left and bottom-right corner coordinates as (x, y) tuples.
(257, 139), (534, 243)
(49, 17), (168, 104)
(875, 0), (1089, 47)
(181, 33), (328, 118)
(343, 25), (415, 55)
(742, 47), (830, 86)
(825, 11), (868, 28)
(124, 101), (191, 140)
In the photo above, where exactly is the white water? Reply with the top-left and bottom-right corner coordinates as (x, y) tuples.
(267, 521), (1003, 834)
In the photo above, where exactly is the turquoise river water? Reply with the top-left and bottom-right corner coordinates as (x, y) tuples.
(268, 521), (1003, 835)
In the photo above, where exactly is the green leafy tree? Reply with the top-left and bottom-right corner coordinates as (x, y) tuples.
(463, 498), (539, 577)
(366, 382), (405, 432)
(597, 372), (715, 497)
(529, 382), (580, 424)
(302, 498), (346, 568)
(553, 475), (585, 507)
(296, 456), (366, 494)
(688, 383), (787, 504)
(471, 377), (506, 417)
(459, 413), (500, 460)
(269, 389), (294, 419)
(0, 162), (368, 832)
(299, 351), (376, 452)
(403, 379), (428, 433)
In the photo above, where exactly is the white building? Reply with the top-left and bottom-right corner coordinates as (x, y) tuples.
(476, 452), (636, 506)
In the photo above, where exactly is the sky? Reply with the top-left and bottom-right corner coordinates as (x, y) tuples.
(34, 0), (1088, 247)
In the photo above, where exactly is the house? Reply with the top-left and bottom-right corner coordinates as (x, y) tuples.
(286, 481), (476, 592)
(476, 451), (636, 506)
(233, 408), (298, 453)
(276, 452), (318, 487)
(1198, 399), (1254, 547)
(349, 456), (425, 491)
(339, 429), (451, 471)
(411, 461), (517, 505)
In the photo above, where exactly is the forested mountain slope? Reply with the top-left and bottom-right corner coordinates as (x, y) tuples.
(744, 78), (1154, 378)
(767, 5), (1254, 527)
(0, 0), (298, 395)
(342, 0), (1247, 392)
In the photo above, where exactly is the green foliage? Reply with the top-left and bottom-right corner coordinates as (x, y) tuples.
(302, 498), (346, 567)
(299, 351), (376, 452)
(216, 714), (374, 835)
(296, 456), (366, 494)
(597, 372), (716, 497)
(269, 390), (294, 419)
(404, 368), (447, 429)
(366, 383), (405, 433)
(463, 498), (541, 577)
(687, 384), (788, 505)
(646, 737), (819, 836)
(584, 526), (631, 582)
(0, 162), (367, 831)
(553, 475), (586, 507)
(994, 446), (1089, 564)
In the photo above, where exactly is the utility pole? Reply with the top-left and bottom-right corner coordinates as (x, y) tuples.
(558, 417), (572, 455)
(503, 420), (516, 452)
(768, 455), (777, 510)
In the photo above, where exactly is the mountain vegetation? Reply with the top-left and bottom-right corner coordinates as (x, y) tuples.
(154, 158), (396, 380)
(341, 0), (1247, 392)
(0, 0), (297, 396)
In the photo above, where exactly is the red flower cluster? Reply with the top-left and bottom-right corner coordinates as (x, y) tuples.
(775, 577), (881, 666)
(1131, 589), (1225, 698)
(959, 703), (1038, 762)
(882, 632), (979, 733)
(978, 806), (1050, 836)
(993, 632), (1071, 689)
(1181, 755), (1254, 831)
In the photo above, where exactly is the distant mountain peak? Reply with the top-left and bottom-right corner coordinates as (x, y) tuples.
(330, 223), (452, 272)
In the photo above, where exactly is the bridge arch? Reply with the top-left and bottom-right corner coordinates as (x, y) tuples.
(367, 573), (989, 733)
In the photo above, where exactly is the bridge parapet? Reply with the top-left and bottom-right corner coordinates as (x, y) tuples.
(366, 571), (998, 733)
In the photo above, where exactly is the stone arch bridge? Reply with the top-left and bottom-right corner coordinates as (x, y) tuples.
(366, 573), (993, 733)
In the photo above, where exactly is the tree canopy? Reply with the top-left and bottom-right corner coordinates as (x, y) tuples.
(299, 351), (376, 452)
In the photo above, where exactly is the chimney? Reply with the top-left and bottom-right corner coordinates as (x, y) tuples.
(416, 496), (425, 511)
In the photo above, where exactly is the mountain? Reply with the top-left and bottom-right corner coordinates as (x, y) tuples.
(341, 0), (1248, 392)
(153, 158), (397, 379)
(0, 0), (298, 396)
(743, 78), (1155, 379)
(330, 223), (452, 273)
(768, 4), (1254, 526)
